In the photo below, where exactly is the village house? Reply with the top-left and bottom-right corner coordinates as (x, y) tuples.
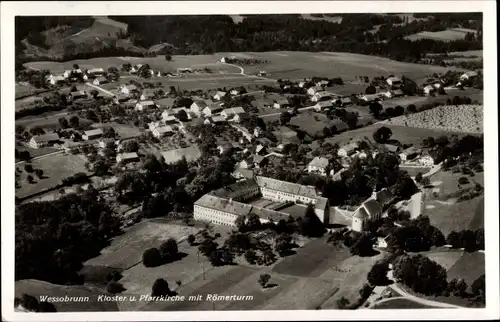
(205, 115), (227, 124)
(360, 94), (380, 103)
(190, 100), (208, 117)
(202, 103), (224, 118)
(380, 91), (393, 99)
(29, 133), (60, 149)
(307, 157), (329, 176)
(338, 142), (359, 157)
(252, 155), (268, 168)
(86, 68), (105, 77)
(135, 100), (157, 111)
(98, 138), (117, 149)
(238, 158), (253, 170)
(251, 98), (274, 110)
(255, 144), (267, 156)
(316, 80), (329, 87)
(334, 96), (352, 107)
(232, 167), (254, 181)
(116, 152), (140, 164)
(213, 91), (227, 101)
(221, 106), (245, 122)
(140, 89), (156, 101)
(63, 69), (83, 79)
(230, 88), (244, 96)
(314, 101), (333, 112)
(46, 74), (66, 85)
(311, 91), (333, 103)
(273, 98), (290, 109)
(120, 84), (138, 96)
(92, 76), (108, 86)
(82, 129), (104, 141)
(152, 125), (174, 138)
(423, 85), (435, 95)
(386, 76), (402, 88)
(459, 71), (479, 82)
(399, 146), (420, 162)
(113, 94), (129, 104)
(163, 115), (178, 125)
(384, 144), (399, 153)
(392, 89), (404, 97)
(307, 86), (323, 96)
(69, 90), (87, 100)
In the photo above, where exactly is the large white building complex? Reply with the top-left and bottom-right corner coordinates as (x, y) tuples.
(193, 176), (330, 227)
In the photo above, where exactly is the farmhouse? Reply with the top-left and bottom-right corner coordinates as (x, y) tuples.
(205, 115), (227, 124)
(116, 152), (140, 164)
(338, 142), (359, 157)
(221, 106), (246, 121)
(120, 84), (138, 95)
(203, 103), (224, 117)
(423, 85), (435, 95)
(63, 69), (82, 79)
(69, 90), (87, 100)
(82, 129), (104, 141)
(314, 101), (333, 112)
(307, 86), (323, 96)
(92, 77), (108, 86)
(213, 91), (227, 101)
(193, 176), (330, 227)
(360, 94), (380, 103)
(336, 97), (352, 107)
(251, 98), (274, 109)
(399, 146), (420, 162)
(311, 91), (333, 103)
(135, 100), (157, 111)
(140, 90), (156, 101)
(230, 88), (245, 96)
(87, 68), (105, 77)
(273, 98), (290, 109)
(384, 144), (399, 153)
(162, 115), (178, 125)
(46, 74), (66, 85)
(460, 71), (479, 82)
(307, 157), (329, 176)
(386, 76), (402, 88)
(190, 100), (208, 116)
(29, 133), (60, 149)
(152, 126), (174, 138)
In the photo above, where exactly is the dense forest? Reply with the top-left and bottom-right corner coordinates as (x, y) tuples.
(16, 13), (482, 68)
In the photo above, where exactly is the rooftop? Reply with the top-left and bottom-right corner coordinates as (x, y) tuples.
(31, 133), (59, 143)
(83, 128), (104, 136)
(309, 156), (329, 168)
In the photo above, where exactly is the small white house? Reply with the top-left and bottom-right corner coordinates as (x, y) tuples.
(87, 68), (105, 77)
(202, 103), (224, 118)
(46, 74), (66, 85)
(273, 98), (290, 109)
(423, 85), (435, 95)
(314, 101), (333, 112)
(69, 90), (87, 100)
(311, 91), (332, 102)
(307, 157), (329, 176)
(135, 100), (157, 111)
(221, 107), (245, 120)
(213, 91), (227, 101)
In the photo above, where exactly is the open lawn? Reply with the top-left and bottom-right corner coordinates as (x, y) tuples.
(422, 169), (484, 235)
(447, 252), (485, 289)
(15, 153), (89, 199)
(372, 298), (434, 309)
(422, 249), (464, 270)
(15, 279), (119, 311)
(289, 111), (335, 138)
(91, 122), (143, 139)
(322, 123), (464, 149)
(84, 219), (201, 270)
(25, 51), (458, 88)
(406, 28), (477, 41)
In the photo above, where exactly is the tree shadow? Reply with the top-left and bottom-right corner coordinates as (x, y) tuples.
(264, 283), (279, 289)
(163, 252), (188, 265)
(359, 249), (380, 257)
(278, 249), (297, 257)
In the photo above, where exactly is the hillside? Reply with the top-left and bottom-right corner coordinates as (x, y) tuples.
(16, 13), (482, 67)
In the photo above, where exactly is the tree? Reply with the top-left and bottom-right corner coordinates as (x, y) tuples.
(34, 169), (44, 179)
(262, 249), (277, 265)
(471, 274), (485, 301)
(258, 274), (271, 288)
(246, 213), (262, 231)
(27, 175), (34, 184)
(274, 233), (293, 256)
(280, 111), (292, 125)
(122, 140), (139, 153)
(24, 164), (34, 173)
(406, 104), (417, 114)
(365, 85), (376, 94)
(91, 89), (99, 99)
(187, 234), (196, 245)
(367, 262), (390, 286)
(142, 248), (162, 267)
(69, 116), (80, 128)
(299, 204), (325, 237)
(165, 54), (172, 61)
(159, 238), (179, 262)
(58, 117), (69, 129)
(394, 105), (405, 116)
(93, 160), (110, 177)
(244, 249), (258, 264)
(21, 294), (40, 312)
(198, 238), (218, 257)
(368, 101), (383, 118)
(350, 234), (374, 256)
(373, 126), (392, 143)
(415, 172), (423, 183)
(151, 278), (171, 297)
(175, 109), (189, 122)
(107, 282), (126, 294)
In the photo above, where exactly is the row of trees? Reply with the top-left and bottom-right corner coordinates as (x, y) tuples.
(446, 229), (484, 252)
